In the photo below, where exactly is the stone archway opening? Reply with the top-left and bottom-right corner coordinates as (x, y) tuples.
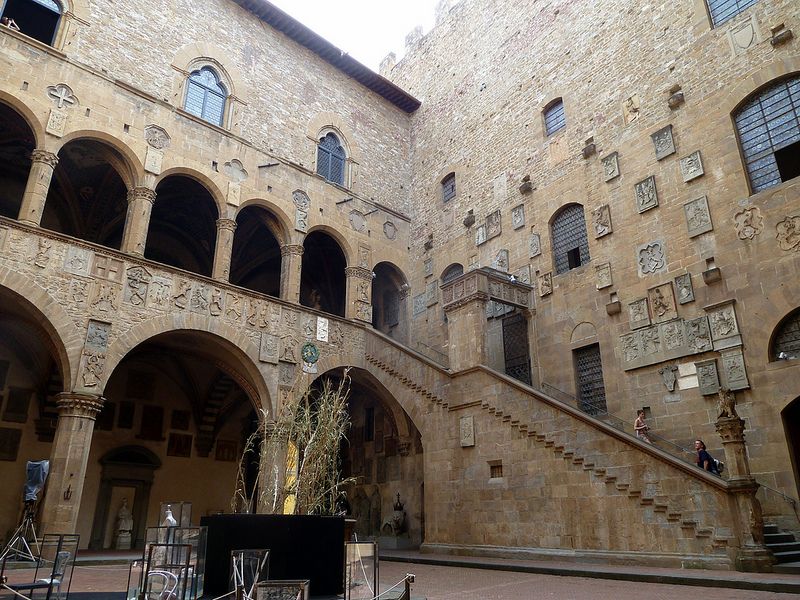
(371, 262), (409, 344)
(0, 285), (69, 543)
(42, 139), (130, 250)
(311, 367), (423, 546)
(782, 396), (800, 501)
(78, 329), (261, 549)
(230, 205), (282, 297)
(300, 231), (346, 317)
(146, 176), (219, 277)
(0, 101), (36, 219)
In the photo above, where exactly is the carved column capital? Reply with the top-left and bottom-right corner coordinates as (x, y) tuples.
(129, 187), (157, 204)
(30, 149), (59, 168)
(56, 392), (104, 419)
(715, 416), (746, 443)
(345, 266), (372, 281)
(216, 218), (238, 233)
(280, 244), (304, 257)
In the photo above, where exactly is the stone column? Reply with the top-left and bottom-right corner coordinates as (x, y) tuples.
(18, 150), (59, 226)
(280, 244), (304, 303)
(443, 291), (489, 371)
(40, 393), (104, 535)
(346, 266), (373, 323)
(211, 218), (238, 282)
(715, 392), (775, 572)
(121, 187), (156, 256)
(255, 420), (290, 515)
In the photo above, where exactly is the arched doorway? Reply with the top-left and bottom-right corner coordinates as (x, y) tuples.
(77, 329), (262, 549)
(782, 397), (800, 499)
(42, 139), (130, 250)
(145, 176), (219, 277)
(230, 205), (282, 296)
(0, 101), (36, 219)
(371, 262), (409, 344)
(300, 231), (346, 317)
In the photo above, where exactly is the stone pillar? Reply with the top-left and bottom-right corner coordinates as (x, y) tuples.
(255, 420), (290, 515)
(18, 150), (59, 226)
(280, 244), (304, 303)
(40, 393), (104, 535)
(443, 292), (489, 371)
(211, 218), (238, 282)
(715, 395), (775, 572)
(345, 266), (373, 323)
(121, 187), (156, 256)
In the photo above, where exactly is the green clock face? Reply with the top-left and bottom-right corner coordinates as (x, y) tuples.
(301, 342), (320, 364)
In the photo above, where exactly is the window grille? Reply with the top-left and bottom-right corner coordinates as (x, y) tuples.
(772, 309), (800, 361)
(442, 173), (456, 202)
(574, 344), (607, 416)
(441, 264), (463, 284)
(551, 204), (590, 274)
(317, 132), (346, 185)
(489, 463), (503, 478)
(544, 99), (566, 136)
(734, 75), (800, 193)
(184, 67), (227, 127)
(707, 0), (760, 27)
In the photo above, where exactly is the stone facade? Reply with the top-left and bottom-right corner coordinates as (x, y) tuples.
(0, 0), (798, 571)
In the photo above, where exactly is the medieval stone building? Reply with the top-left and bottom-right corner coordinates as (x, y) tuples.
(0, 0), (798, 571)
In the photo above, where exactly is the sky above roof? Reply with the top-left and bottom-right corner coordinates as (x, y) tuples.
(268, 0), (439, 72)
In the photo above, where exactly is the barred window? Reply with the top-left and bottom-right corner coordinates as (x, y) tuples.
(441, 263), (464, 284)
(442, 172), (456, 202)
(317, 132), (346, 185)
(544, 98), (566, 136)
(772, 309), (800, 361)
(551, 204), (590, 274)
(707, 0), (760, 27)
(734, 75), (800, 193)
(184, 67), (227, 127)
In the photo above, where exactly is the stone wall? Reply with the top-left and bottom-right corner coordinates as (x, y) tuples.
(390, 0), (800, 511)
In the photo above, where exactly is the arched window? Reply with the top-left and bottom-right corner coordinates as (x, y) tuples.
(706, 0), (760, 27)
(184, 67), (227, 127)
(772, 309), (800, 361)
(316, 132), (346, 185)
(441, 173), (456, 202)
(544, 98), (566, 136)
(734, 75), (800, 193)
(1, 0), (62, 45)
(551, 204), (590, 274)
(441, 263), (463, 284)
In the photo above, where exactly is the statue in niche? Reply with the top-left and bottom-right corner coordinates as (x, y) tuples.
(162, 505), (178, 527)
(115, 498), (133, 550)
(381, 493), (407, 537)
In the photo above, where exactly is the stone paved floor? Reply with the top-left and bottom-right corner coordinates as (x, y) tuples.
(2, 561), (796, 600)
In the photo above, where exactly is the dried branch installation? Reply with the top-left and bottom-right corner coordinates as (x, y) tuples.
(232, 368), (354, 516)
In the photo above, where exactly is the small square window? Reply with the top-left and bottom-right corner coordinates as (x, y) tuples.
(442, 173), (456, 202)
(775, 141), (800, 184)
(489, 462), (503, 479)
(567, 247), (582, 269)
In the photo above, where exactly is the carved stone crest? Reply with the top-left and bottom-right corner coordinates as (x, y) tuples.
(475, 224), (487, 246)
(486, 210), (502, 239)
(734, 206), (763, 240)
(46, 83), (78, 109)
(686, 316), (713, 352)
(637, 241), (666, 275)
(602, 152), (620, 182)
(46, 109), (67, 137)
(684, 196), (713, 237)
(651, 125), (675, 160)
(529, 231), (541, 258)
(293, 190), (310, 233)
(511, 205), (525, 230)
(124, 266), (152, 306)
(33, 238), (52, 269)
(460, 416), (475, 447)
(349, 210), (366, 231)
(316, 317), (329, 342)
(492, 250), (509, 272)
(776, 215), (800, 251)
(147, 277), (172, 310)
(659, 365), (678, 392)
(592, 204), (612, 238)
(721, 347), (749, 390)
(674, 273), (694, 304)
(144, 125), (171, 150)
(728, 15), (759, 55)
(412, 294), (426, 316)
(696, 359), (720, 396)
(635, 176), (658, 213)
(628, 298), (650, 330)
(679, 151), (704, 182)
(259, 332), (279, 364)
(63, 246), (91, 276)
(538, 272), (553, 297)
(222, 159), (248, 182)
(647, 284), (676, 323)
(595, 262), (612, 290)
(383, 221), (397, 240)
(91, 282), (120, 314)
(623, 95), (640, 124)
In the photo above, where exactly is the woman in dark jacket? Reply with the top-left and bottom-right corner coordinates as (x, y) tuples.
(695, 439), (719, 475)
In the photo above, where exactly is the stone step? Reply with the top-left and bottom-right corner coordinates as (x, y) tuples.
(774, 561), (800, 574)
(763, 523), (780, 535)
(766, 541), (800, 554)
(773, 550), (800, 564)
(765, 532), (796, 544)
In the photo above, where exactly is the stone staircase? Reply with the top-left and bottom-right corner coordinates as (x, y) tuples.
(364, 337), (734, 557)
(765, 524), (800, 573)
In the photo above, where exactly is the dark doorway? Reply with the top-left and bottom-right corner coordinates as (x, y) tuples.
(300, 231), (346, 317)
(502, 311), (531, 385)
(782, 397), (800, 500)
(0, 101), (35, 219)
(573, 344), (608, 415)
(371, 262), (408, 343)
(1, 0), (61, 46)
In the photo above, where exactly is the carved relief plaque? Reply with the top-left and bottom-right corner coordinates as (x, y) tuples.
(511, 204), (525, 230)
(721, 347), (749, 390)
(684, 196), (713, 237)
(529, 231), (541, 258)
(651, 125), (676, 160)
(63, 246), (91, 276)
(144, 147), (163, 175)
(293, 190), (310, 233)
(728, 15), (759, 56)
(349, 210), (366, 232)
(674, 273), (694, 304)
(648, 283), (677, 323)
(91, 255), (124, 283)
(383, 221), (397, 240)
(592, 204), (612, 238)
(634, 176), (659, 213)
(538, 272), (553, 297)
(514, 265), (531, 284)
(424, 258), (433, 277)
(124, 266), (152, 306)
(316, 317), (329, 342)
(147, 276), (172, 310)
(426, 280), (438, 306)
(492, 249), (509, 272)
(46, 109), (67, 137)
(595, 262), (612, 289)
(734, 206), (763, 240)
(144, 124), (171, 149)
(486, 210), (502, 240)
(602, 152), (620, 182)
(776, 215), (800, 251)
(623, 95), (640, 124)
(637, 241), (666, 276)
(695, 359), (720, 396)
(685, 316), (713, 353)
(90, 282), (121, 315)
(707, 303), (740, 344)
(259, 333), (279, 364)
(680, 151), (704, 182)
(475, 224), (487, 246)
(460, 415), (475, 448)
(628, 298), (650, 330)
(412, 294), (426, 316)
